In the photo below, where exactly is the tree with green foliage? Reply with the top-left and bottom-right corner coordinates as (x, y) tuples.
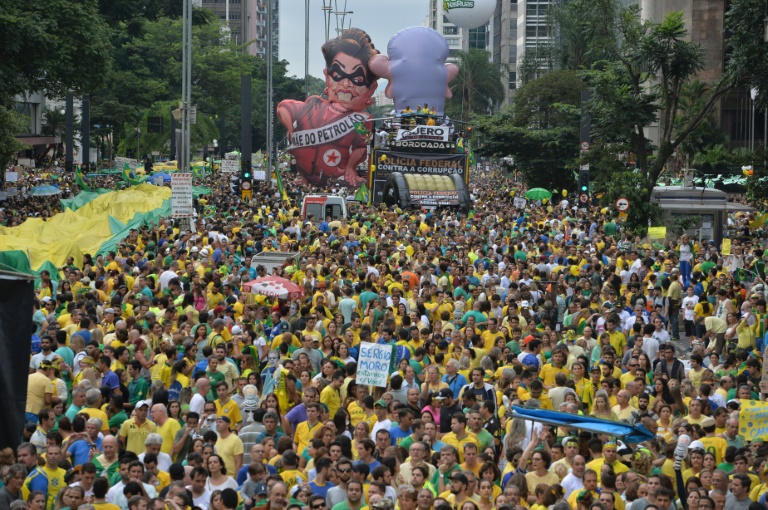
(446, 49), (505, 120)
(474, 70), (583, 189)
(116, 100), (219, 158)
(89, 13), (308, 157)
(0, 108), (29, 182)
(0, 0), (112, 174)
(583, 0), (768, 216)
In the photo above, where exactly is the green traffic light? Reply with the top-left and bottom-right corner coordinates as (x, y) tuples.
(244, 173), (251, 179)
(581, 185), (587, 191)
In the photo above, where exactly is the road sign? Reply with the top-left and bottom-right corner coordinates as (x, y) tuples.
(241, 180), (251, 190)
(579, 193), (589, 203)
(580, 141), (590, 151)
(615, 197), (630, 212)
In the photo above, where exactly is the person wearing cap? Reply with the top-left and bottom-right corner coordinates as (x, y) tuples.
(26, 358), (55, 424)
(215, 414), (244, 476)
(207, 318), (228, 349)
(118, 401), (157, 455)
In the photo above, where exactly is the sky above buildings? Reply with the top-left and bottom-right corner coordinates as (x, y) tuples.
(279, 0), (428, 80)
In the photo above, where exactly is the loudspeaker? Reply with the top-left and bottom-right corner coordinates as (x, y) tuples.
(0, 273), (34, 452)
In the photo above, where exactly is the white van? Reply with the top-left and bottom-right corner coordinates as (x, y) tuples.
(300, 194), (348, 222)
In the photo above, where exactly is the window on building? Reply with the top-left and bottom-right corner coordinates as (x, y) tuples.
(443, 26), (458, 35)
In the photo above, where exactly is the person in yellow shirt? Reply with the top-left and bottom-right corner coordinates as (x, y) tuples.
(528, 381), (554, 410)
(441, 414), (480, 463)
(320, 371), (344, 418)
(22, 444), (67, 509)
(294, 403), (324, 454)
(118, 402), (157, 454)
(698, 416), (728, 464)
(586, 443), (628, 483)
(539, 349), (570, 390)
(215, 381), (243, 431)
(150, 404), (181, 455)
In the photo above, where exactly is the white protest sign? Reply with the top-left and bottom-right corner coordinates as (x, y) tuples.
(220, 159), (239, 173)
(253, 170), (266, 181)
(171, 173), (194, 218)
(5, 172), (19, 182)
(356, 341), (393, 388)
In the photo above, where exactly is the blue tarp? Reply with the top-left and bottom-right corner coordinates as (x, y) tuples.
(510, 406), (656, 443)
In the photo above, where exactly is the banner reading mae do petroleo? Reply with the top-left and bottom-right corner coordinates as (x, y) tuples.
(356, 342), (394, 388)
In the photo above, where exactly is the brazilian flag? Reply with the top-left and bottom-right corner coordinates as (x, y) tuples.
(355, 182), (370, 203)
(456, 137), (465, 153)
(275, 163), (289, 203)
(203, 205), (217, 218)
(354, 122), (370, 137)
(75, 165), (91, 191)
(122, 164), (143, 186)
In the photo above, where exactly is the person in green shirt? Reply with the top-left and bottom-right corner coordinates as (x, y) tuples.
(107, 399), (128, 433)
(127, 360), (149, 406)
(331, 480), (368, 510)
(206, 356), (227, 393)
(431, 445), (462, 494)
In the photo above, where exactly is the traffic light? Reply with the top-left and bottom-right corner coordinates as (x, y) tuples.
(241, 157), (252, 181)
(578, 167), (590, 193)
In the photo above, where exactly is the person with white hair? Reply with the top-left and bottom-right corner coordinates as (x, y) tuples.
(137, 433), (173, 472)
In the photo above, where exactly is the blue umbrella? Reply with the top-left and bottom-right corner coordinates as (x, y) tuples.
(151, 173), (173, 184)
(29, 185), (62, 196)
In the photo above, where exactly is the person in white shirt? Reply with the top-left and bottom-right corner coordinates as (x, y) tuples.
(640, 323), (660, 361)
(187, 466), (213, 510)
(561, 455), (586, 498)
(651, 316), (670, 345)
(190, 378), (210, 416)
(682, 287), (700, 340)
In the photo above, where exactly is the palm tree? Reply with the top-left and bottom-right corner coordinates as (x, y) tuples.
(447, 49), (505, 121)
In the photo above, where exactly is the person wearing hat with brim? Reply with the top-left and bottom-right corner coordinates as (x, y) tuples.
(118, 401), (157, 455)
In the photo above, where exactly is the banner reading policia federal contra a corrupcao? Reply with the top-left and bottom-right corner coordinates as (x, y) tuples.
(738, 399), (768, 441)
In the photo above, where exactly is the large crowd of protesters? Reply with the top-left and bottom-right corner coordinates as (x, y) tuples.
(1, 160), (767, 510)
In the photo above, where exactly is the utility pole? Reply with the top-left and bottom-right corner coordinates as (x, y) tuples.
(305, 0), (310, 98)
(266, 0), (274, 188)
(180, 0), (192, 173)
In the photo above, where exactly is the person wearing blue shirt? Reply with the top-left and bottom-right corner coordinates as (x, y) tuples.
(442, 360), (468, 399)
(389, 409), (414, 446)
(308, 458), (336, 498)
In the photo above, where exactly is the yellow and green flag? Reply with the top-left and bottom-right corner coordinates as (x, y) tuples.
(122, 164), (143, 186)
(355, 182), (370, 203)
(75, 165), (91, 192)
(275, 164), (289, 203)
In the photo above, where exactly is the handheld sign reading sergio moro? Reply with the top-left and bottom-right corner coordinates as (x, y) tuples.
(356, 342), (393, 388)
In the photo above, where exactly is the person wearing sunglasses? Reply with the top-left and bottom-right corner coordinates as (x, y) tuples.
(309, 495), (328, 510)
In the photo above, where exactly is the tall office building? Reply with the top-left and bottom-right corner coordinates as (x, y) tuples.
(427, 0), (464, 61)
(492, 0), (519, 104)
(201, 0), (278, 59)
(625, 0), (758, 148)
(515, 0), (559, 86)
